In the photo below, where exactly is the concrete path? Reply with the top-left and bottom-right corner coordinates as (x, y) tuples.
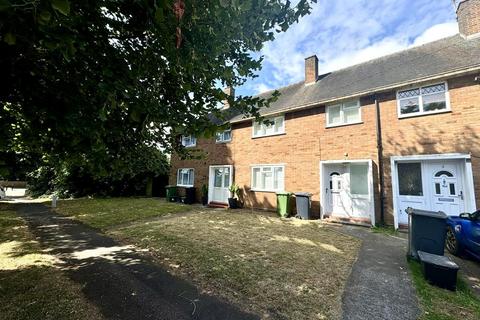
(15, 203), (258, 320)
(337, 226), (421, 320)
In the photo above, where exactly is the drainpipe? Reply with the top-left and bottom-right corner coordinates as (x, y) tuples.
(375, 94), (386, 226)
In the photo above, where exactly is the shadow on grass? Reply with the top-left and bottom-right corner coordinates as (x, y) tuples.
(12, 202), (259, 320)
(0, 266), (103, 320)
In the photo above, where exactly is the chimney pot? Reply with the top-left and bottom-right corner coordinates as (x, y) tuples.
(305, 55), (318, 85)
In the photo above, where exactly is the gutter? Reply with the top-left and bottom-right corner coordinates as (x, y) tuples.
(230, 65), (480, 123)
(375, 95), (386, 226)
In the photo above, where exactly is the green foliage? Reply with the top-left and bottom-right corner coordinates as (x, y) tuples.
(228, 183), (240, 198)
(26, 144), (169, 197)
(201, 184), (208, 196)
(0, 0), (316, 179)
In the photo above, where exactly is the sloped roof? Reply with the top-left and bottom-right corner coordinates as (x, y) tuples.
(229, 34), (480, 123)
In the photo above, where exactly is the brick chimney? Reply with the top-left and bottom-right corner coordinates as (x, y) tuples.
(305, 55), (318, 85)
(456, 0), (480, 39)
(222, 86), (235, 109)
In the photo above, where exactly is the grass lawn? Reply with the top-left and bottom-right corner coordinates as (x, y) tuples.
(0, 204), (103, 320)
(409, 260), (480, 320)
(109, 209), (361, 320)
(55, 197), (193, 229)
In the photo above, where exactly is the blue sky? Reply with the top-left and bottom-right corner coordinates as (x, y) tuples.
(236, 0), (459, 97)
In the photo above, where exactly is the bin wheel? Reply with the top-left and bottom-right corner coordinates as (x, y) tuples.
(446, 226), (461, 256)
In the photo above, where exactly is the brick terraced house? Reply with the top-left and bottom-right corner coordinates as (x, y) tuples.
(170, 0), (480, 228)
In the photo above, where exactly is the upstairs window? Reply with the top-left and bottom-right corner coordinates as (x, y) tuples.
(177, 168), (194, 187)
(326, 100), (361, 127)
(181, 135), (196, 147)
(216, 129), (231, 143)
(397, 83), (449, 118)
(252, 116), (285, 138)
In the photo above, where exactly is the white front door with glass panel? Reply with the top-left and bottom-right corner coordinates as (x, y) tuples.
(328, 169), (347, 215)
(209, 165), (232, 204)
(429, 161), (465, 215)
(395, 160), (466, 226)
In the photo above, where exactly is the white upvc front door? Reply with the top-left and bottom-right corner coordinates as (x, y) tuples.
(208, 165), (233, 204)
(429, 161), (465, 215)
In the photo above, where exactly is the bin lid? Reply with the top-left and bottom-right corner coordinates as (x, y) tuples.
(405, 207), (447, 219)
(294, 192), (312, 197)
(165, 185), (176, 188)
(417, 251), (459, 269)
(276, 192), (291, 195)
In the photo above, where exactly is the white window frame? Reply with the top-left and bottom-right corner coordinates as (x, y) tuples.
(181, 135), (196, 148)
(177, 168), (194, 187)
(396, 82), (451, 119)
(250, 164), (285, 192)
(215, 129), (232, 143)
(252, 115), (285, 138)
(326, 100), (362, 127)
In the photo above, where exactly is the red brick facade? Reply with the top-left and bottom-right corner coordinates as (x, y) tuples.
(170, 74), (480, 225)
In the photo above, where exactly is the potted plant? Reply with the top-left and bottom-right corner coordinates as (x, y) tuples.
(228, 184), (240, 209)
(201, 184), (208, 206)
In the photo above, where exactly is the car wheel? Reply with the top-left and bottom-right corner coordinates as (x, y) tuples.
(446, 226), (461, 255)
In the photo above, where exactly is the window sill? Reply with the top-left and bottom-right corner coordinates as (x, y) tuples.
(351, 194), (369, 199)
(177, 185), (194, 188)
(249, 189), (284, 193)
(215, 141), (231, 144)
(398, 109), (451, 119)
(252, 132), (286, 139)
(326, 121), (363, 129)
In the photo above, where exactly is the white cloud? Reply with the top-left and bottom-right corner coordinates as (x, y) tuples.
(238, 0), (458, 96)
(255, 83), (273, 94)
(411, 22), (459, 47)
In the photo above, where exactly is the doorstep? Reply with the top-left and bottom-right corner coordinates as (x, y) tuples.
(208, 201), (228, 209)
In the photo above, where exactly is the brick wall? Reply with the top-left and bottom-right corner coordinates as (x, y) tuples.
(170, 74), (480, 225)
(171, 97), (380, 219)
(169, 137), (234, 200)
(380, 75), (480, 224)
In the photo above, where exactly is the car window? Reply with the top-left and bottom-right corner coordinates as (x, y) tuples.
(471, 210), (480, 222)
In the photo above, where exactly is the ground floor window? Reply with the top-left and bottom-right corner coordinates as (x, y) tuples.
(177, 168), (194, 187)
(251, 165), (284, 192)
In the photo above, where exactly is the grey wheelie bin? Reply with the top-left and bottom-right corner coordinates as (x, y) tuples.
(295, 192), (312, 220)
(406, 207), (448, 260)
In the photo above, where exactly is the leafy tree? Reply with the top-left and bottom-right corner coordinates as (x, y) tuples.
(0, 0), (316, 180)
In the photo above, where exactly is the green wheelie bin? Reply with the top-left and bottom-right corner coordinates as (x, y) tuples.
(276, 192), (292, 217)
(165, 185), (178, 202)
